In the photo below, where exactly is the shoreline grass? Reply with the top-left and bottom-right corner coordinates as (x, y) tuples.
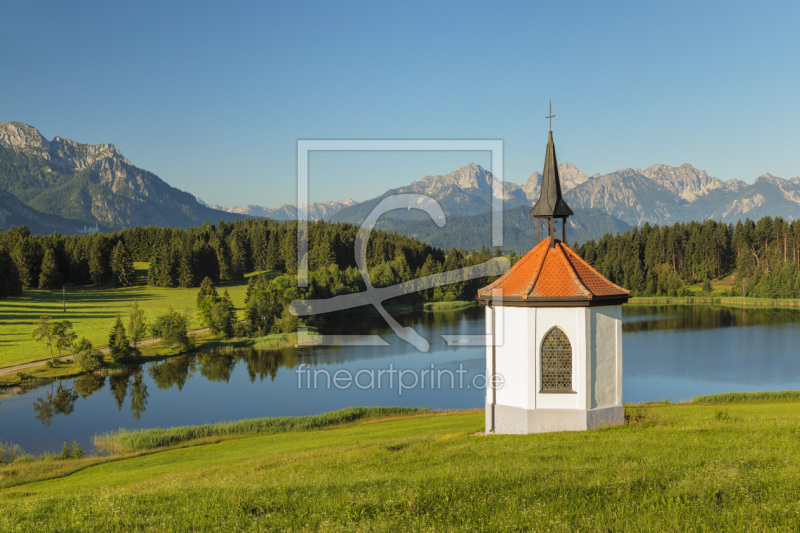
(627, 295), (800, 308)
(690, 390), (800, 404)
(93, 406), (430, 454)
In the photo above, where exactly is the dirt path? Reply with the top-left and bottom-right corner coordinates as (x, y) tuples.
(0, 327), (211, 377)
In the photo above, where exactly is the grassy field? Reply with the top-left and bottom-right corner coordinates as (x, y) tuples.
(0, 263), (256, 368)
(2, 398), (800, 531)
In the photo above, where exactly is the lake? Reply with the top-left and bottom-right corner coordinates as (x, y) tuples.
(1, 304), (799, 455)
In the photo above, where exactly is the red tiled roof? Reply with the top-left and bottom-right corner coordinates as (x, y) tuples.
(478, 237), (630, 305)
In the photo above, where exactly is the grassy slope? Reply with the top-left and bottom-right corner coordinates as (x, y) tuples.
(2, 402), (800, 531)
(0, 263), (254, 368)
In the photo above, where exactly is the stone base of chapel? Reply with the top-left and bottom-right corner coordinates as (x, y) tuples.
(486, 403), (624, 434)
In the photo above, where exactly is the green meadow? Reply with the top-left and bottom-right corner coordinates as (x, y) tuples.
(0, 263), (255, 368)
(2, 396), (800, 531)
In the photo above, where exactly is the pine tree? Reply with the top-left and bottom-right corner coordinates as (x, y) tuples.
(229, 236), (247, 280)
(110, 241), (135, 287)
(38, 247), (62, 289)
(108, 315), (132, 361)
(196, 276), (219, 306)
(11, 238), (39, 289)
(0, 248), (23, 298)
(128, 303), (147, 352)
(88, 237), (107, 285)
(265, 228), (280, 270)
(216, 240), (233, 282)
(177, 247), (195, 288)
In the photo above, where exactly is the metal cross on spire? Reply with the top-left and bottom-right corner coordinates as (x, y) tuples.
(546, 100), (555, 131)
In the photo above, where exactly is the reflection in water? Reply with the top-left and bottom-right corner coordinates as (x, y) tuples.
(623, 304), (800, 402)
(33, 382), (79, 426)
(5, 304), (800, 455)
(106, 369), (150, 420)
(129, 370), (149, 421)
(109, 372), (129, 411)
(200, 353), (236, 383)
(623, 304), (800, 332)
(74, 374), (105, 398)
(149, 356), (195, 391)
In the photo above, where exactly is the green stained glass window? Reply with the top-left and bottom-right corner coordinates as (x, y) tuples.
(540, 327), (573, 393)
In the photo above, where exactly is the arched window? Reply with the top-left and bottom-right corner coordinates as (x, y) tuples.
(540, 327), (573, 393)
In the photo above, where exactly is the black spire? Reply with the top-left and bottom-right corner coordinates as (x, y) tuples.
(529, 130), (573, 219)
(529, 106), (573, 246)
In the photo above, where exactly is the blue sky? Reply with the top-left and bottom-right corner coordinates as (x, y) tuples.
(2, 1), (799, 207)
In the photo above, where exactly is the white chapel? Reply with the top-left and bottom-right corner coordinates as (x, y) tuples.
(478, 124), (630, 434)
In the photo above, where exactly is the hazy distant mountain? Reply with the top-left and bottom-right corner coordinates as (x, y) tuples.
(564, 163), (800, 226)
(0, 121), (248, 233)
(212, 198), (357, 221)
(521, 162), (590, 200)
(331, 163), (530, 224)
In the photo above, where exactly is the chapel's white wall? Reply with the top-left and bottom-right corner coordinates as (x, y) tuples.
(488, 306), (530, 409)
(586, 306), (622, 409)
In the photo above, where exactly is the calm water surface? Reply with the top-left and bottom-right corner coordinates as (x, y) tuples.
(1, 305), (799, 455)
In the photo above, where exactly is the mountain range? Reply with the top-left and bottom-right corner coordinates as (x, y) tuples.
(214, 160), (800, 232)
(0, 121), (246, 233)
(2, 122), (799, 252)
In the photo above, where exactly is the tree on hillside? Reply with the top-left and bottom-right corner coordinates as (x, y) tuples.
(151, 308), (191, 351)
(229, 235), (247, 280)
(193, 241), (219, 284)
(209, 290), (236, 338)
(12, 237), (39, 289)
(265, 229), (281, 271)
(177, 247), (195, 288)
(73, 337), (103, 372)
(148, 243), (178, 287)
(0, 248), (23, 298)
(32, 315), (54, 360)
(196, 276), (219, 306)
(110, 241), (135, 287)
(88, 236), (108, 286)
(51, 320), (77, 360)
(128, 303), (147, 353)
(38, 247), (62, 290)
(244, 275), (284, 336)
(108, 315), (132, 362)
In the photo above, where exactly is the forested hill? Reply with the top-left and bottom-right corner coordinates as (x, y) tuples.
(373, 205), (631, 252)
(4, 214), (800, 303)
(575, 215), (800, 298)
(0, 218), (499, 304)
